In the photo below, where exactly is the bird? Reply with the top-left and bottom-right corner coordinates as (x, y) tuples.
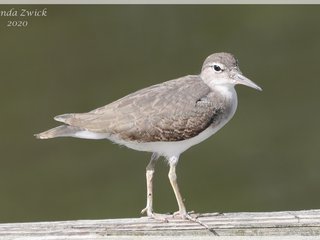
(35, 52), (262, 220)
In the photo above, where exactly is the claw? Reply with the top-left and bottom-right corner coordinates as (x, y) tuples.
(140, 207), (148, 215)
(140, 207), (154, 218)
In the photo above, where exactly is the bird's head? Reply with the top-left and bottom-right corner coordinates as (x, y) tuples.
(200, 52), (262, 91)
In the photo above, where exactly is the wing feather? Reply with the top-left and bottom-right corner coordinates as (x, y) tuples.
(55, 75), (224, 142)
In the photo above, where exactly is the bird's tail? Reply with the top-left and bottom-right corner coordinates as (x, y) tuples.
(34, 125), (81, 139)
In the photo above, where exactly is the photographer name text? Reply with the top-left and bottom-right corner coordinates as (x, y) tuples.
(1, 8), (47, 27)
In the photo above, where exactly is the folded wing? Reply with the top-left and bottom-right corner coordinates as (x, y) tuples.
(54, 75), (222, 142)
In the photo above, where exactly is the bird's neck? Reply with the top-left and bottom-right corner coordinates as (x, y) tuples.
(212, 84), (238, 120)
(213, 84), (237, 99)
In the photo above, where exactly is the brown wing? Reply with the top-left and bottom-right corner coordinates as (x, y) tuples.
(55, 75), (223, 142)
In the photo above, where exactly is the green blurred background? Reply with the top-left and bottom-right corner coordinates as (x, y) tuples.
(0, 5), (319, 223)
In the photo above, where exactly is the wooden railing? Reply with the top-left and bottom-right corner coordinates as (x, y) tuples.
(0, 209), (320, 239)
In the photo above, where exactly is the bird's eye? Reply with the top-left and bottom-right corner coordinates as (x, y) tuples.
(213, 64), (222, 72)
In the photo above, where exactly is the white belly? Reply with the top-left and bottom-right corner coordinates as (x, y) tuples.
(118, 120), (228, 158)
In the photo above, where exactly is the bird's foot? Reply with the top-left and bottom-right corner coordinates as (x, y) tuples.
(172, 210), (218, 236)
(172, 210), (196, 219)
(141, 208), (218, 235)
(140, 206), (150, 215)
(141, 207), (170, 222)
(141, 209), (196, 221)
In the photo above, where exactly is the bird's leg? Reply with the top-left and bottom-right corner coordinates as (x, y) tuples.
(168, 155), (188, 218)
(141, 153), (159, 217)
(167, 156), (218, 235)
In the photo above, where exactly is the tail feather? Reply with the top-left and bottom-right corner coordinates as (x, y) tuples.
(34, 125), (81, 139)
(54, 114), (74, 123)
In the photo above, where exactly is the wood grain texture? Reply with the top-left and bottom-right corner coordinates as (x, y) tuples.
(1, 209), (320, 239)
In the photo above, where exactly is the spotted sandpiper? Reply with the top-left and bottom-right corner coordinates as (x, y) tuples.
(35, 52), (262, 220)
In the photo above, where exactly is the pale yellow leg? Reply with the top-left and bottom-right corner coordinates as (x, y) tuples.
(168, 156), (187, 218)
(167, 156), (217, 234)
(141, 153), (158, 217)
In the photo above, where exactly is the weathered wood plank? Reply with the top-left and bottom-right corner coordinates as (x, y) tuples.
(0, 209), (320, 239)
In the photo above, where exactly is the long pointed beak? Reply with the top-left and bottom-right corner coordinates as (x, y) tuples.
(235, 73), (262, 91)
